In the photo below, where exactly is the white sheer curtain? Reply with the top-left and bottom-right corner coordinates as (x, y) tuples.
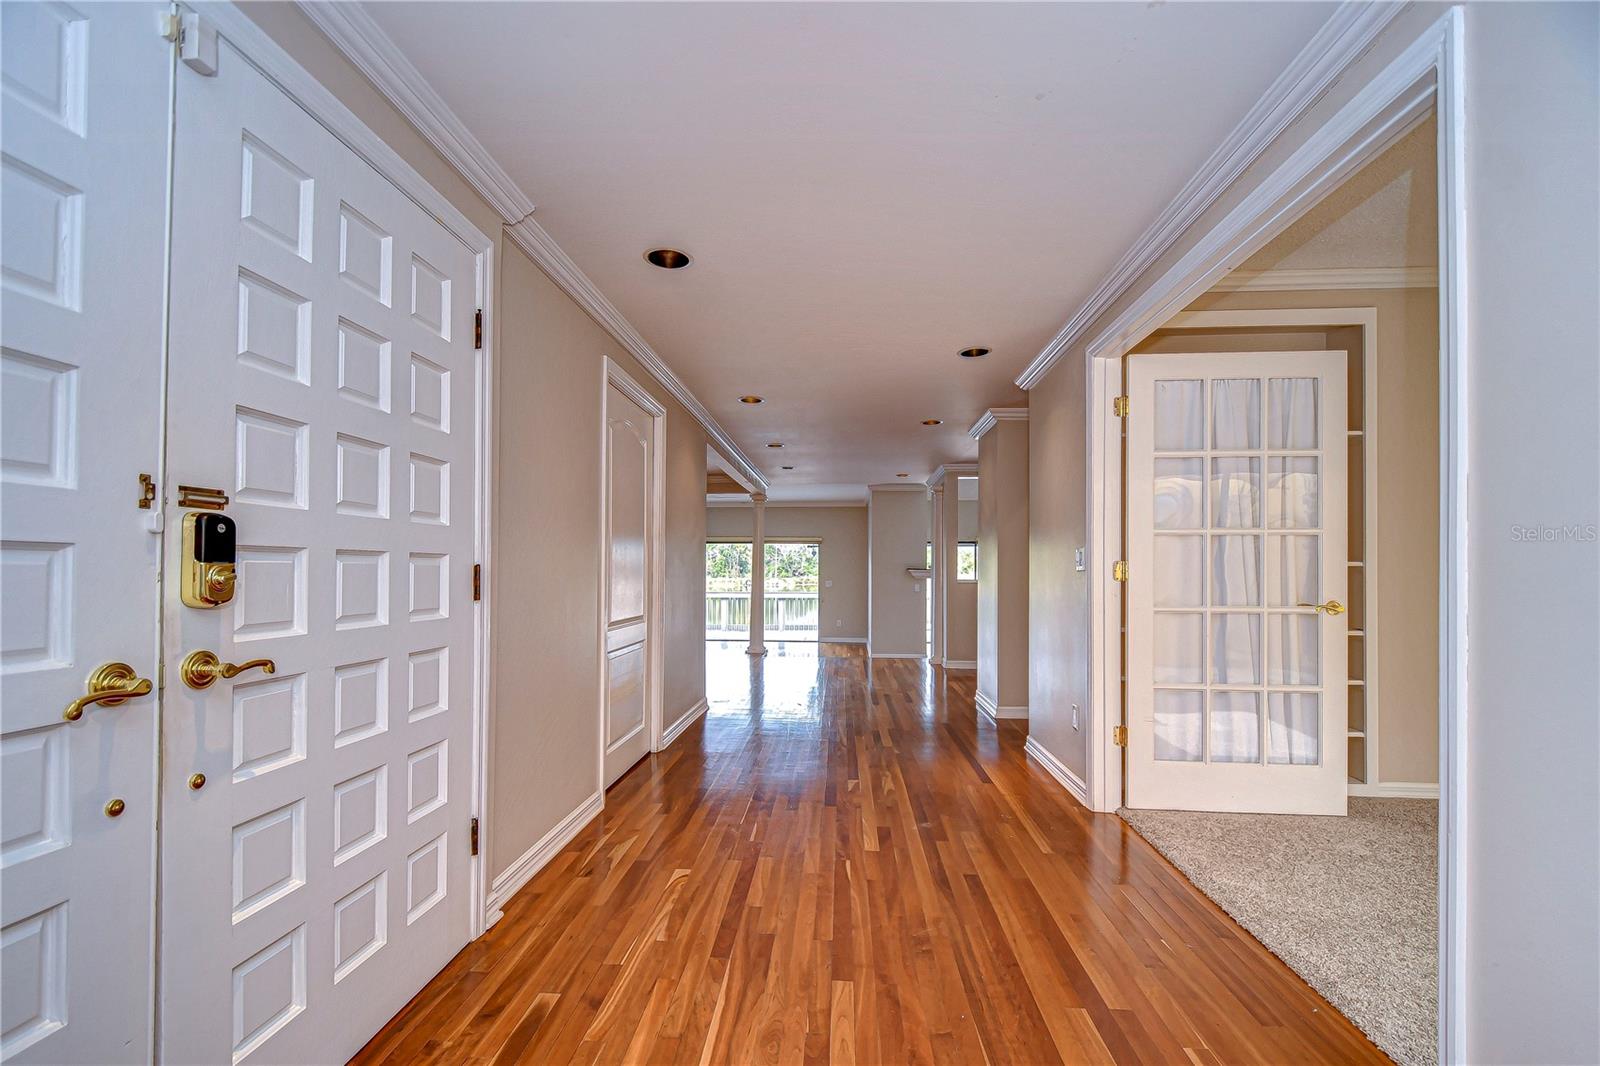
(1268, 692), (1320, 764)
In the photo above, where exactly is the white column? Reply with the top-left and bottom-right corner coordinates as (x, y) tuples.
(930, 482), (946, 665)
(747, 492), (767, 656)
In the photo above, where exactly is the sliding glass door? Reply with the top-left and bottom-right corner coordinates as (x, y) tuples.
(706, 540), (821, 641)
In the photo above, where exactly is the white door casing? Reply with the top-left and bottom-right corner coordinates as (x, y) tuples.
(159, 36), (479, 1064)
(1126, 351), (1348, 815)
(602, 379), (655, 787)
(0, 4), (170, 1062)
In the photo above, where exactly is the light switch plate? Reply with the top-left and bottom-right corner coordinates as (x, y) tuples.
(1074, 547), (1086, 572)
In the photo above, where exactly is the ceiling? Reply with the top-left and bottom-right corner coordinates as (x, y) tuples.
(360, 2), (1339, 501)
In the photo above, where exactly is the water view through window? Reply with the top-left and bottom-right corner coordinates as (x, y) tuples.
(706, 540), (821, 641)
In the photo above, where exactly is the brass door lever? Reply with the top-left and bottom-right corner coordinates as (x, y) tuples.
(1296, 600), (1347, 616)
(63, 663), (153, 721)
(180, 650), (275, 690)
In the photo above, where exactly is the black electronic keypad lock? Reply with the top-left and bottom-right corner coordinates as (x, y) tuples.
(182, 512), (237, 608)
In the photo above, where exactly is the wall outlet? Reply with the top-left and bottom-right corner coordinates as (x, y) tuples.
(1071, 703), (1079, 730)
(824, 579), (833, 588)
(835, 619), (842, 628)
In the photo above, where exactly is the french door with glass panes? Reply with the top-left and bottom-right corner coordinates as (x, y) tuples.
(1126, 351), (1348, 814)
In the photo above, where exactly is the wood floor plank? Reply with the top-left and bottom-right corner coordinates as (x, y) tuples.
(350, 643), (1389, 1066)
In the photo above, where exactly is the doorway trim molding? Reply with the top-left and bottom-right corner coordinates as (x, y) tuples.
(1078, 9), (1466, 1061)
(197, 0), (499, 940)
(602, 358), (668, 781)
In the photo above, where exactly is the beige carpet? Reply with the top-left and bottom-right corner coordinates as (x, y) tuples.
(1120, 799), (1437, 1066)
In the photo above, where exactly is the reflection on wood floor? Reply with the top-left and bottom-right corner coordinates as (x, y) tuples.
(352, 640), (1385, 1065)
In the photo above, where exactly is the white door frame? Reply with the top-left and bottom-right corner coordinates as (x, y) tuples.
(600, 358), (667, 788)
(1080, 8), (1465, 1061)
(181, 3), (496, 939)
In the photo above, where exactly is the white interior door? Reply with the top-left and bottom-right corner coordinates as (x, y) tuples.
(158, 35), (478, 1064)
(603, 382), (652, 786)
(0, 4), (169, 1061)
(1126, 351), (1348, 814)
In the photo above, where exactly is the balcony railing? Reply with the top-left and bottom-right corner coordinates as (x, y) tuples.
(706, 591), (819, 639)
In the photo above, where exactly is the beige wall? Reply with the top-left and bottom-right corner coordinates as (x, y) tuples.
(706, 505), (868, 640)
(867, 488), (930, 656)
(978, 421), (1030, 710)
(242, 2), (709, 888)
(944, 496), (978, 665)
(1025, 5), (1600, 1058)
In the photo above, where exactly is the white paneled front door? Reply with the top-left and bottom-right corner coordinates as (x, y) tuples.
(603, 381), (654, 786)
(0, 4), (170, 1062)
(1126, 351), (1348, 815)
(158, 36), (479, 1064)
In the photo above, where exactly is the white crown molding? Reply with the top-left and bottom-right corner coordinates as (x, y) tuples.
(928, 462), (979, 488)
(507, 223), (768, 493)
(1014, 0), (1409, 390)
(707, 498), (866, 508)
(296, 1), (535, 222)
(297, 1), (769, 493)
(867, 483), (932, 494)
(1210, 265), (1439, 292)
(967, 407), (1029, 441)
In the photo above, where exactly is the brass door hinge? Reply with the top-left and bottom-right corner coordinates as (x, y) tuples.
(1112, 395), (1129, 417)
(138, 473), (156, 509)
(474, 309), (483, 350)
(470, 817), (480, 856)
(1112, 560), (1129, 582)
(472, 563), (482, 602)
(1113, 725), (1128, 747)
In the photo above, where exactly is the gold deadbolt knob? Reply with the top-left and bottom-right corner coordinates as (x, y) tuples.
(180, 650), (276, 690)
(105, 798), (126, 818)
(188, 773), (207, 791)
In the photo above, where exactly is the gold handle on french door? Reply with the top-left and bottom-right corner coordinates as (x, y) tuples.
(62, 662), (154, 721)
(179, 650), (276, 690)
(1296, 600), (1347, 616)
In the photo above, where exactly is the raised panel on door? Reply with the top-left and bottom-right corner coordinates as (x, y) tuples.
(159, 34), (478, 1065)
(0, 5), (170, 1062)
(603, 384), (651, 785)
(1125, 351), (1348, 815)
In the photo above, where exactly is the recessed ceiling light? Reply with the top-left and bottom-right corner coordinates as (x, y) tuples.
(921, 419), (943, 426)
(896, 473), (911, 478)
(781, 465), (794, 471)
(958, 346), (991, 359)
(645, 248), (692, 269)
(767, 442), (784, 448)
(739, 395), (764, 405)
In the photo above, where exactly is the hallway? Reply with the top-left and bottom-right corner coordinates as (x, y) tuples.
(353, 643), (1383, 1064)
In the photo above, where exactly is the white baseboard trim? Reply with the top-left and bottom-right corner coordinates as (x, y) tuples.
(869, 651), (926, 660)
(487, 790), (604, 917)
(941, 659), (977, 670)
(659, 697), (708, 749)
(1349, 781), (1440, 799)
(1025, 736), (1090, 809)
(975, 691), (1028, 721)
(825, 636), (867, 644)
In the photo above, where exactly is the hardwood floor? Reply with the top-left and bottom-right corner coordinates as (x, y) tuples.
(352, 641), (1387, 1065)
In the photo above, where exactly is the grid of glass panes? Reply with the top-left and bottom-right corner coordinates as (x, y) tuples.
(1150, 375), (1324, 766)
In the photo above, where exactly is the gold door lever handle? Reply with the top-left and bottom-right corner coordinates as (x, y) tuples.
(1296, 600), (1347, 616)
(180, 650), (276, 690)
(63, 663), (153, 721)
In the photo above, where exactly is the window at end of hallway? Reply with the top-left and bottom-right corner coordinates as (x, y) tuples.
(957, 543), (977, 581)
